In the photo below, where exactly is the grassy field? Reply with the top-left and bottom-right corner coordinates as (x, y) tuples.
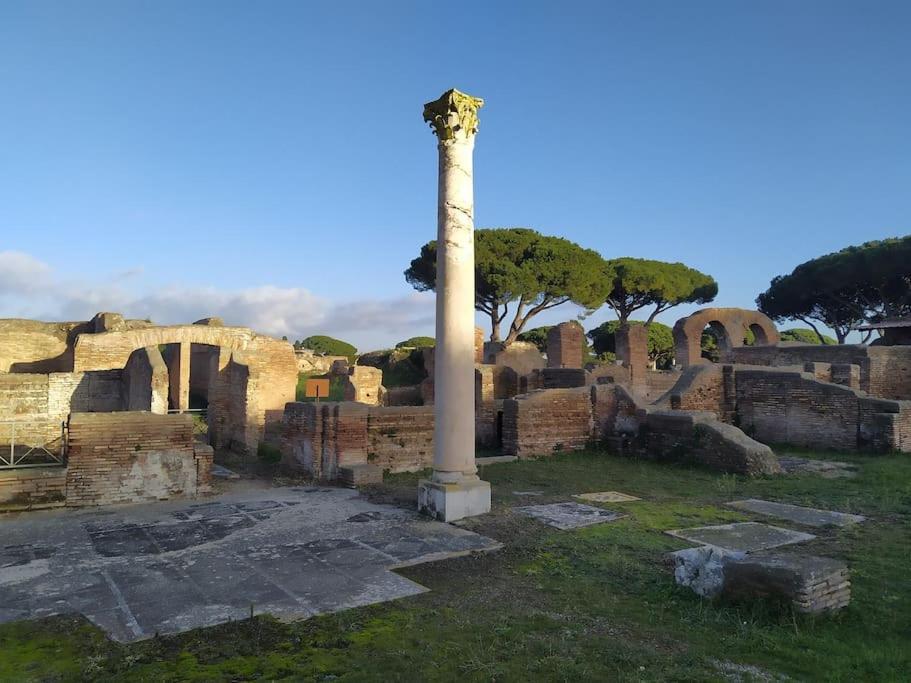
(2, 449), (909, 682)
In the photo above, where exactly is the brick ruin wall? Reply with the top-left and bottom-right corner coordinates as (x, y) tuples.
(501, 383), (778, 475)
(0, 370), (124, 448)
(65, 412), (212, 507)
(546, 321), (584, 369)
(732, 344), (911, 400)
(660, 362), (911, 453)
(734, 368), (910, 452)
(615, 324), (650, 394)
(123, 346), (169, 413)
(342, 366), (384, 405)
(0, 468), (68, 510)
(281, 402), (434, 478)
(502, 387), (593, 458)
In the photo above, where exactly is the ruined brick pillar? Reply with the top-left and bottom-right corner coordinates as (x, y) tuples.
(616, 325), (649, 395)
(167, 342), (191, 412)
(417, 88), (491, 522)
(475, 326), (484, 364)
(546, 321), (585, 368)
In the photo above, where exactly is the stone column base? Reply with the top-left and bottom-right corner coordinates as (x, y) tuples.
(417, 478), (491, 522)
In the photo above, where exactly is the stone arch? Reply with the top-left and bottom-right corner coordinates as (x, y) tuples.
(73, 324), (297, 453)
(673, 308), (779, 368)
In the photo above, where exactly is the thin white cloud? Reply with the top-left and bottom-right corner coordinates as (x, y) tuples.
(0, 250), (435, 350)
(0, 250), (53, 295)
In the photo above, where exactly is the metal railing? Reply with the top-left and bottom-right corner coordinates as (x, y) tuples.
(0, 421), (66, 469)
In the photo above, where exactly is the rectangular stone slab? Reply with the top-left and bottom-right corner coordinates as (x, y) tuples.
(573, 491), (641, 503)
(666, 522), (816, 553)
(517, 502), (624, 530)
(725, 499), (865, 527)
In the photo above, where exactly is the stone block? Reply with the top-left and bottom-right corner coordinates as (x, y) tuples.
(339, 463), (383, 487)
(418, 478), (491, 522)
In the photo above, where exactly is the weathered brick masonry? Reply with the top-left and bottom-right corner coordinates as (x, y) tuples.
(65, 412), (212, 507)
(502, 383), (778, 475)
(282, 402), (434, 479)
(661, 363), (911, 453)
(0, 467), (67, 510)
(502, 387), (593, 458)
(733, 343), (911, 400)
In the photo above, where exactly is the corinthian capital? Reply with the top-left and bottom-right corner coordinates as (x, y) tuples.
(423, 88), (484, 142)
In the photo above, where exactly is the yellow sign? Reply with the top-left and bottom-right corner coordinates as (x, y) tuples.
(305, 378), (330, 399)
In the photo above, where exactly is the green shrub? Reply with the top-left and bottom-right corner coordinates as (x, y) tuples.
(295, 373), (347, 402)
(257, 442), (282, 464)
(781, 328), (837, 345)
(296, 335), (357, 359)
(395, 336), (435, 349)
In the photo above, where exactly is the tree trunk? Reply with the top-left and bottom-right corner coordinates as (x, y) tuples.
(489, 308), (501, 342)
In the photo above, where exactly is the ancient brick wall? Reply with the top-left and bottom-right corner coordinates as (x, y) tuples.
(123, 346), (168, 413)
(385, 385), (423, 406)
(867, 347), (911, 400)
(546, 321), (585, 369)
(523, 368), (587, 391)
(65, 412), (211, 507)
(485, 341), (546, 376)
(591, 383), (646, 441)
(0, 370), (123, 448)
(733, 367), (910, 452)
(343, 366), (384, 405)
(0, 467), (67, 511)
(638, 410), (780, 475)
(0, 319), (90, 373)
(731, 344), (911, 400)
(658, 365), (731, 417)
(616, 324), (649, 393)
(674, 308), (780, 368)
(282, 401), (431, 478)
(502, 387), (593, 458)
(367, 405), (434, 472)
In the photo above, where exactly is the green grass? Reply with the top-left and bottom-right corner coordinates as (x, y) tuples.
(2, 450), (910, 681)
(295, 372), (346, 402)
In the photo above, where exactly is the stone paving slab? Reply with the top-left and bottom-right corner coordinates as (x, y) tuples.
(777, 456), (858, 479)
(726, 499), (865, 527)
(573, 491), (641, 503)
(0, 487), (500, 642)
(517, 502), (624, 530)
(666, 522), (816, 553)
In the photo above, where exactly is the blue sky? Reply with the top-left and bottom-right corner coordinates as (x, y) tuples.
(1, 1), (908, 349)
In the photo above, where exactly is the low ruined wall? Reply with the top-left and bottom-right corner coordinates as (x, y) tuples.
(65, 412), (212, 507)
(657, 365), (734, 421)
(732, 343), (911, 400)
(0, 467), (67, 511)
(281, 401), (432, 478)
(0, 370), (123, 447)
(502, 387), (593, 458)
(500, 382), (780, 475)
(638, 410), (780, 475)
(367, 405), (434, 472)
(735, 367), (910, 453)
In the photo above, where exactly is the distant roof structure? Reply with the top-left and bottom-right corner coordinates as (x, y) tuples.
(856, 317), (911, 331)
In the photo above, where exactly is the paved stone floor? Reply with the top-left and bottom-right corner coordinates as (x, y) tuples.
(667, 522), (816, 553)
(517, 502), (624, 530)
(726, 499), (866, 527)
(0, 485), (499, 642)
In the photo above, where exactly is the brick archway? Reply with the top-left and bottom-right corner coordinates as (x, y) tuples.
(673, 308), (779, 368)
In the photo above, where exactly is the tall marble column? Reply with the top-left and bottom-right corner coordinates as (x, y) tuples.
(417, 88), (491, 521)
